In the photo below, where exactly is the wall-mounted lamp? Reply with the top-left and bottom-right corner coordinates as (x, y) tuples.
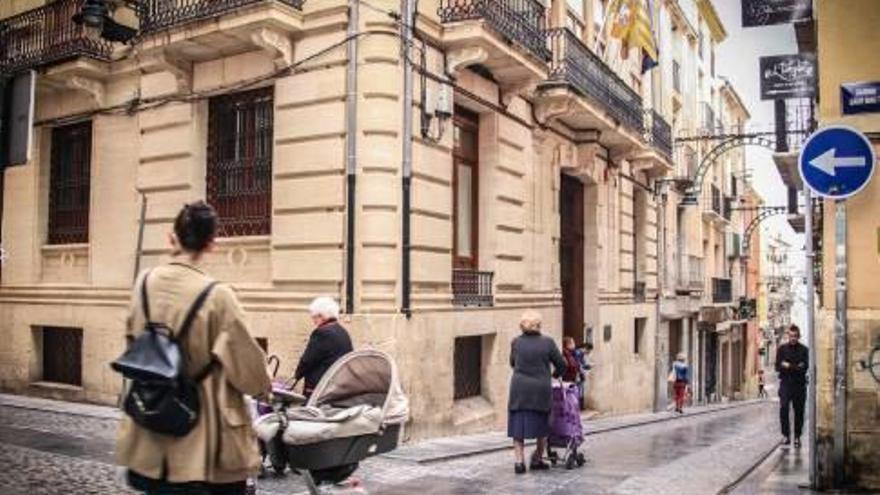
(73, 0), (138, 43)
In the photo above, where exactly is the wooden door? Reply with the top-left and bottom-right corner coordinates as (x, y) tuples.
(560, 174), (584, 342)
(452, 108), (479, 270)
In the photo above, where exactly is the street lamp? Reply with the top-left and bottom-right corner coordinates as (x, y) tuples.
(73, 0), (138, 43)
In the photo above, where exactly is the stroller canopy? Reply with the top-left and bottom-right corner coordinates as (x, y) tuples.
(307, 349), (409, 426)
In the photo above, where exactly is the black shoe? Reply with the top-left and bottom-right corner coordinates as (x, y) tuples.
(782, 436), (791, 446)
(794, 438), (802, 448)
(514, 463), (526, 475)
(529, 460), (550, 471)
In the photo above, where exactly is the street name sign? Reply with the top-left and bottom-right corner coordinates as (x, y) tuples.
(799, 125), (876, 200)
(842, 82), (880, 115)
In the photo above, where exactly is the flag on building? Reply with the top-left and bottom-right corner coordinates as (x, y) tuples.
(608, 0), (659, 72)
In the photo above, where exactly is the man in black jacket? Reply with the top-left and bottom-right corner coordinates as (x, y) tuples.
(775, 324), (809, 447)
(295, 297), (353, 396)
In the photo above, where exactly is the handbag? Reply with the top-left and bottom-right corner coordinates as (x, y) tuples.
(667, 370), (676, 383)
(111, 270), (218, 437)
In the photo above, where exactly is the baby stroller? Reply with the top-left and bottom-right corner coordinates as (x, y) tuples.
(254, 355), (307, 477)
(547, 381), (586, 470)
(255, 349), (409, 494)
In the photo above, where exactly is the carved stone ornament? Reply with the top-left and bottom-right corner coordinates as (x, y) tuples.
(251, 27), (294, 71)
(500, 79), (539, 107)
(446, 46), (489, 76)
(66, 76), (105, 107)
(533, 93), (574, 125)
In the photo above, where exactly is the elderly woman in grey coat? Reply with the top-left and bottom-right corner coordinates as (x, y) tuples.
(508, 310), (567, 474)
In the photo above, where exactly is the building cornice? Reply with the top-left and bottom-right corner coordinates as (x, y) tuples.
(697, 0), (727, 43)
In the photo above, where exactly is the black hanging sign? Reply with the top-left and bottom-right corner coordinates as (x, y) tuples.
(742, 0), (812, 27)
(760, 54), (816, 100)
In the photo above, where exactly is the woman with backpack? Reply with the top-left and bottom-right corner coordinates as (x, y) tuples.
(116, 201), (272, 495)
(669, 353), (690, 414)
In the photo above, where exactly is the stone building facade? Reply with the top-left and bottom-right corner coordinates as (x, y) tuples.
(0, 0), (754, 439)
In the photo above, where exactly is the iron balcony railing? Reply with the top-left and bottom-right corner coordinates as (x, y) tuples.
(710, 184), (722, 216)
(646, 109), (672, 159)
(438, 0), (550, 62)
(634, 281), (647, 303)
(139, 0), (305, 34)
(452, 269), (494, 307)
(738, 297), (757, 320)
(677, 255), (704, 292)
(548, 28), (644, 135)
(0, 0), (113, 74)
(775, 97), (815, 153)
(723, 196), (733, 221)
(712, 277), (733, 304)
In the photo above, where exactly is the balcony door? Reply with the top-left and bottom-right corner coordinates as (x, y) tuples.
(560, 174), (585, 342)
(453, 107), (479, 270)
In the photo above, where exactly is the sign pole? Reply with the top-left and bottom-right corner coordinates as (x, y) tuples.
(805, 187), (817, 488)
(832, 199), (848, 487)
(832, 199), (847, 487)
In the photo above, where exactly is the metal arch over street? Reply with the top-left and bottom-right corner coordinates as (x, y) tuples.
(739, 206), (789, 258)
(679, 133), (778, 205)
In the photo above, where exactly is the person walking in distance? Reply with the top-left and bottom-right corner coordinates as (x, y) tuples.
(670, 353), (690, 414)
(757, 369), (768, 399)
(775, 324), (809, 448)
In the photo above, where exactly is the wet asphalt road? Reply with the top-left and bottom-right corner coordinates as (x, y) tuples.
(0, 400), (779, 495)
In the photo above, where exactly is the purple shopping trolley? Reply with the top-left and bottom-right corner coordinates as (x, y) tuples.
(547, 382), (586, 469)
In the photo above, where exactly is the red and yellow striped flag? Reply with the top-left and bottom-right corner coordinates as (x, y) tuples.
(608, 0), (658, 64)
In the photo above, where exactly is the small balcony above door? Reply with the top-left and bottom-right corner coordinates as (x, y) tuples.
(536, 28), (645, 154)
(0, 0), (112, 75)
(439, 0), (550, 102)
(136, 0), (305, 65)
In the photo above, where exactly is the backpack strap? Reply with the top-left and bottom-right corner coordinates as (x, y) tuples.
(176, 281), (219, 344)
(177, 281), (219, 381)
(140, 270), (153, 323)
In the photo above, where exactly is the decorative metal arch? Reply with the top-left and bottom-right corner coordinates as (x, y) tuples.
(740, 206), (788, 258)
(680, 133), (778, 205)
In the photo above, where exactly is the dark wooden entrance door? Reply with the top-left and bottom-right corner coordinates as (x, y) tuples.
(560, 174), (584, 342)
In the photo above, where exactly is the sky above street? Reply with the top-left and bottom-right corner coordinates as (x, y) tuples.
(713, 2), (808, 329)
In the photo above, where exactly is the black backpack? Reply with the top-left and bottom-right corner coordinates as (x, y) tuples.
(111, 271), (218, 437)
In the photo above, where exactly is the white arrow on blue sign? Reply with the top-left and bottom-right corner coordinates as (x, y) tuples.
(798, 125), (876, 199)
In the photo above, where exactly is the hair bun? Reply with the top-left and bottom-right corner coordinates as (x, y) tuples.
(174, 200), (218, 253)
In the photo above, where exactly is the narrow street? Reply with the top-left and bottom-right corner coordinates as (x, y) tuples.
(0, 396), (781, 495)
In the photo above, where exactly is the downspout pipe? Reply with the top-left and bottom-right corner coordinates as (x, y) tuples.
(345, 0), (358, 314)
(400, 0), (415, 318)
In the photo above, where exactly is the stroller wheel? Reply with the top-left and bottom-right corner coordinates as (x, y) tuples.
(565, 456), (576, 470)
(310, 462), (359, 485)
(576, 452), (586, 467)
(548, 450), (559, 462)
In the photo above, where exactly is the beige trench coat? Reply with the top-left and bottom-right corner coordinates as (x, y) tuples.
(116, 260), (271, 484)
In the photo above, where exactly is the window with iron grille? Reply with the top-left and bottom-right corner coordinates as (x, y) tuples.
(48, 121), (91, 245)
(453, 335), (482, 400)
(41, 327), (83, 386)
(207, 87), (274, 237)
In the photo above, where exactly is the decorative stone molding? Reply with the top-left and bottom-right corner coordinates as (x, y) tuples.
(446, 46), (489, 76)
(251, 27), (294, 71)
(139, 51), (192, 93)
(500, 79), (539, 107)
(533, 93), (574, 125)
(66, 76), (105, 107)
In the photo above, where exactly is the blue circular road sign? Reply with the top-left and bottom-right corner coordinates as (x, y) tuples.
(798, 125), (876, 199)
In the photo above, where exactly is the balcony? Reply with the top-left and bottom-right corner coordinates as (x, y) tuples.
(676, 255), (704, 294)
(135, 0), (305, 65)
(539, 28), (644, 150)
(452, 269), (494, 307)
(648, 110), (673, 160)
(723, 196), (733, 221)
(703, 184), (724, 223)
(738, 298), (757, 320)
(439, 0), (549, 101)
(0, 0), (112, 74)
(773, 98), (815, 192)
(712, 277), (733, 304)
